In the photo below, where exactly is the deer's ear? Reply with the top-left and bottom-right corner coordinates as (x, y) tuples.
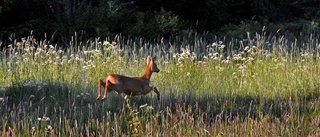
(147, 56), (151, 64)
(152, 56), (157, 61)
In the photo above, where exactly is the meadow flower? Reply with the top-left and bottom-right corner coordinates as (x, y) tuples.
(221, 59), (230, 64)
(178, 56), (184, 62)
(103, 41), (110, 46)
(215, 66), (224, 71)
(49, 45), (54, 49)
(239, 64), (247, 70)
(7, 61), (18, 66)
(186, 72), (190, 76)
(212, 52), (219, 57)
(244, 46), (250, 51)
(58, 49), (63, 54)
(47, 125), (53, 130)
(233, 54), (242, 60)
(247, 57), (254, 61)
(147, 106), (154, 111)
(198, 61), (206, 64)
(84, 50), (89, 54)
(219, 44), (225, 49)
(232, 72), (237, 77)
(37, 47), (43, 52)
(24, 47), (30, 52)
(211, 42), (217, 47)
(82, 66), (88, 71)
(140, 104), (147, 108)
(43, 116), (50, 121)
(173, 53), (178, 58)
(94, 49), (101, 54)
(75, 55), (80, 61)
(203, 56), (208, 60)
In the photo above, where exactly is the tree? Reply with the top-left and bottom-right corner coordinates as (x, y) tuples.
(0, 0), (13, 15)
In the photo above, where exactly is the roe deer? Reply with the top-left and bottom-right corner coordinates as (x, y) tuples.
(97, 56), (160, 101)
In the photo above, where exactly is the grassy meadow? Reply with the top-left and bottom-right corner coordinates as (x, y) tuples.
(1, 31), (320, 136)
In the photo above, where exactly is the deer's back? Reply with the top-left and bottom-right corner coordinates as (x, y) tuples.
(107, 74), (146, 91)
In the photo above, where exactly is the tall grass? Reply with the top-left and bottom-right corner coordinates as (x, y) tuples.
(0, 31), (320, 136)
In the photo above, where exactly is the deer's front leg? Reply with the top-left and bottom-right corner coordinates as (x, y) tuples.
(141, 85), (160, 100)
(152, 86), (160, 100)
(97, 79), (105, 100)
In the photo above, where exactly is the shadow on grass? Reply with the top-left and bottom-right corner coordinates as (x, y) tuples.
(1, 80), (320, 126)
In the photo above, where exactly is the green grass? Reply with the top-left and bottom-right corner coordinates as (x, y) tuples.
(0, 32), (320, 136)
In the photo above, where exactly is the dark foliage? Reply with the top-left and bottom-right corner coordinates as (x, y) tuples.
(0, 0), (319, 46)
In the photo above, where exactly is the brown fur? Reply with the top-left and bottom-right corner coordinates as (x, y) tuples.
(97, 56), (160, 101)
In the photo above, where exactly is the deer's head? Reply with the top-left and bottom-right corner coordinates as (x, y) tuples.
(147, 56), (160, 73)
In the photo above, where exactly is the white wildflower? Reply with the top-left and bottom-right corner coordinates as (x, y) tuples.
(212, 42), (217, 47)
(140, 104), (148, 108)
(220, 44), (225, 49)
(147, 106), (154, 111)
(213, 56), (219, 60)
(221, 59), (230, 64)
(47, 125), (53, 130)
(186, 72), (190, 76)
(58, 49), (63, 54)
(44, 117), (50, 121)
(244, 46), (250, 51)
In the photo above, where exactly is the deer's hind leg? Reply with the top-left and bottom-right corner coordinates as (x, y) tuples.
(100, 81), (114, 101)
(97, 79), (105, 100)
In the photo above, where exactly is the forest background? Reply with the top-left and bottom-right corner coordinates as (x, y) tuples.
(0, 0), (320, 46)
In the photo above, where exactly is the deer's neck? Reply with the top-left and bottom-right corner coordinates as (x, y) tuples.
(141, 64), (152, 80)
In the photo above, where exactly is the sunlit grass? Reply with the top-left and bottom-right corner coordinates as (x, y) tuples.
(0, 31), (320, 136)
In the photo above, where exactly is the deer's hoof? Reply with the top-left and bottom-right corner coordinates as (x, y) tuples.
(96, 97), (101, 100)
(157, 96), (160, 100)
(100, 97), (106, 101)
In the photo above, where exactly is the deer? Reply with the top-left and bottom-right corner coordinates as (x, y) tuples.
(97, 56), (160, 101)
